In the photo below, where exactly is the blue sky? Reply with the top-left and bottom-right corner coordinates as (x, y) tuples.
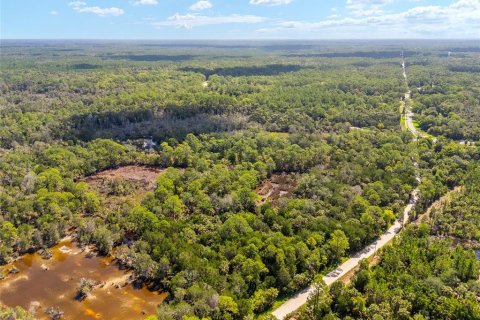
(2, 0), (479, 39)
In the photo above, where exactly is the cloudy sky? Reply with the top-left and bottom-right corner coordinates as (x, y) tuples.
(2, 0), (480, 39)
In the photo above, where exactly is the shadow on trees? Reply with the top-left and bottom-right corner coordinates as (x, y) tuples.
(448, 65), (480, 73)
(448, 47), (480, 53)
(138, 43), (315, 50)
(102, 54), (196, 62)
(285, 51), (417, 59)
(262, 44), (315, 51)
(71, 63), (101, 70)
(349, 61), (400, 68)
(64, 107), (247, 142)
(179, 64), (306, 79)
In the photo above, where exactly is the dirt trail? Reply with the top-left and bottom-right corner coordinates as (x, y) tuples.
(415, 186), (463, 224)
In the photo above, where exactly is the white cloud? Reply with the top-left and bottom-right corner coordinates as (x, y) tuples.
(69, 1), (124, 17)
(69, 1), (86, 7)
(346, 0), (393, 16)
(189, 0), (213, 11)
(257, 0), (480, 38)
(250, 0), (292, 6)
(152, 13), (266, 29)
(50, 10), (58, 15)
(134, 0), (158, 5)
(77, 6), (124, 16)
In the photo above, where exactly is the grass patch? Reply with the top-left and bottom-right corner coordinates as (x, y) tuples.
(400, 114), (407, 131)
(268, 131), (291, 139)
(412, 120), (436, 139)
(270, 295), (291, 312)
(260, 293), (293, 319)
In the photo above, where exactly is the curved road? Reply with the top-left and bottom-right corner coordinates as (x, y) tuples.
(272, 57), (421, 320)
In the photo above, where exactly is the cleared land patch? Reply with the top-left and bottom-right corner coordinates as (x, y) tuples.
(256, 174), (297, 206)
(83, 166), (165, 209)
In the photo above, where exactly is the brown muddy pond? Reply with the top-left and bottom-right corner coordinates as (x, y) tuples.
(0, 238), (166, 319)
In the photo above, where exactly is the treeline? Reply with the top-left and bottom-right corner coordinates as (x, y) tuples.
(0, 50), (407, 148)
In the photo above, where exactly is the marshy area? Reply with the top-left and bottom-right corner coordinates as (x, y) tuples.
(0, 238), (165, 319)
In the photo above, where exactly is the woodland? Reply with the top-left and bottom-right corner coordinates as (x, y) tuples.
(0, 40), (479, 320)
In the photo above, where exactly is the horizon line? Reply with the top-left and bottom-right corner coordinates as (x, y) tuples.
(2, 38), (480, 41)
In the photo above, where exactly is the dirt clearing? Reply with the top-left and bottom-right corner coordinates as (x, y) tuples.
(84, 166), (164, 189)
(83, 166), (165, 209)
(256, 173), (297, 206)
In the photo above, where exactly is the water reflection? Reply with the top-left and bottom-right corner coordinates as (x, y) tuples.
(0, 238), (165, 319)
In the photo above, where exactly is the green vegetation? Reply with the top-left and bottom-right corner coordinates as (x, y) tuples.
(408, 54), (480, 141)
(429, 165), (480, 241)
(299, 143), (480, 320)
(0, 305), (34, 320)
(0, 41), (479, 319)
(301, 226), (480, 320)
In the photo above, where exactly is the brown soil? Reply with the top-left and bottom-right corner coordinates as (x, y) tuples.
(256, 173), (297, 206)
(82, 166), (165, 210)
(84, 166), (164, 190)
(415, 186), (463, 224)
(338, 252), (382, 285)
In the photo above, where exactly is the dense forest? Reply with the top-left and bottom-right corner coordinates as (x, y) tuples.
(300, 225), (480, 320)
(0, 41), (479, 320)
(428, 165), (480, 242)
(301, 165), (480, 320)
(407, 54), (480, 141)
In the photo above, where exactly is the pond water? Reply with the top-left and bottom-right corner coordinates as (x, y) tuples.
(475, 249), (480, 260)
(0, 238), (166, 319)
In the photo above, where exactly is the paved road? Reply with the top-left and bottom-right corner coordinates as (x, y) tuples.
(405, 107), (420, 139)
(271, 58), (421, 320)
(402, 59), (419, 138)
(272, 188), (419, 319)
(402, 59), (438, 143)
